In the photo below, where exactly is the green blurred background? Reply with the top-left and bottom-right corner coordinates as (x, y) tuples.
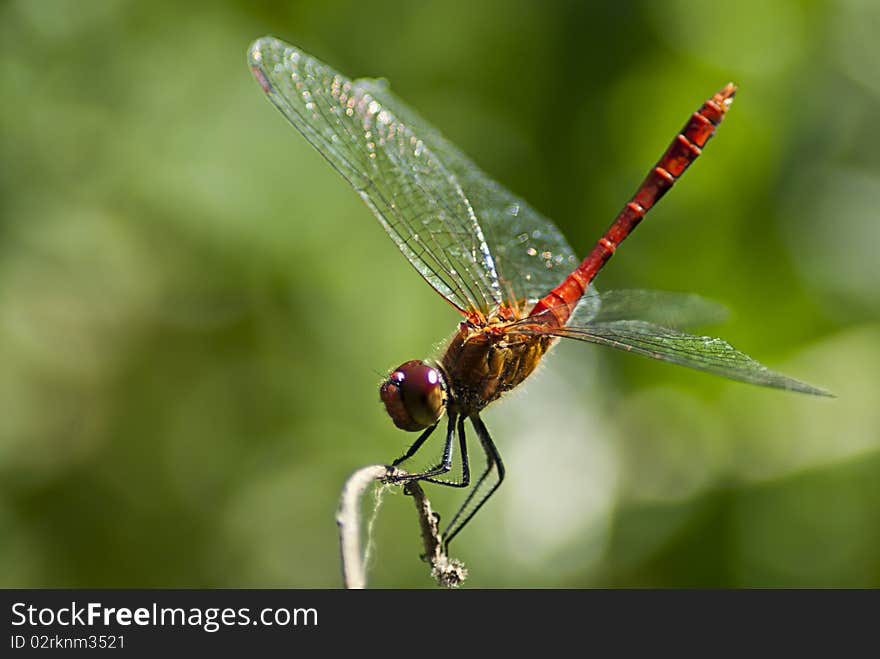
(1, 0), (878, 588)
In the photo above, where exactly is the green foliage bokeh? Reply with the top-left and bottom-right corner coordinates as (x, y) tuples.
(1, 0), (878, 587)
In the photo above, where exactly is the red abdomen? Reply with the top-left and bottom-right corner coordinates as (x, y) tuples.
(530, 83), (737, 326)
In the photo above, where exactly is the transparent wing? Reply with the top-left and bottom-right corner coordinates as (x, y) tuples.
(512, 319), (831, 396)
(354, 80), (580, 305)
(570, 289), (729, 329)
(249, 37), (503, 314)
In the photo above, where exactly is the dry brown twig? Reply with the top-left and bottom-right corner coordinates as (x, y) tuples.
(336, 465), (468, 589)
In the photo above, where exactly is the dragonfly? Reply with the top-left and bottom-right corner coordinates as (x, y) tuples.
(248, 36), (829, 550)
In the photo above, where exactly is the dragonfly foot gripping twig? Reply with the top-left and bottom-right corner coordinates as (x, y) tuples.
(336, 465), (467, 589)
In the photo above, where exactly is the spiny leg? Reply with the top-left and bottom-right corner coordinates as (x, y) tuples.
(422, 414), (471, 488)
(441, 427), (495, 534)
(442, 414), (505, 550)
(386, 412), (458, 483)
(391, 422), (437, 468)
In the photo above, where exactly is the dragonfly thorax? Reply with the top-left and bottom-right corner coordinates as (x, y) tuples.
(440, 320), (554, 415)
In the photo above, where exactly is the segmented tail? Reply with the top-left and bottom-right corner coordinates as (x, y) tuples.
(530, 83), (737, 325)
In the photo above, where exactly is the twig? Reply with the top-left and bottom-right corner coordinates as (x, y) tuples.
(336, 465), (468, 589)
(404, 479), (469, 588)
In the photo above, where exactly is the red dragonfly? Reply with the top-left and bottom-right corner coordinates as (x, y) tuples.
(249, 37), (828, 549)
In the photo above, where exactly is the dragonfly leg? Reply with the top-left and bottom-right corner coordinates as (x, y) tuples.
(385, 412), (459, 483)
(390, 423), (438, 468)
(442, 414), (505, 550)
(421, 414), (470, 488)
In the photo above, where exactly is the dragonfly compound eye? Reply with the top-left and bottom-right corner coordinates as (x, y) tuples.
(380, 360), (446, 431)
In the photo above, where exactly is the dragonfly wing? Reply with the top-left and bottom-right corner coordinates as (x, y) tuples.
(355, 80), (580, 306)
(249, 37), (503, 314)
(514, 319), (831, 396)
(569, 289), (730, 329)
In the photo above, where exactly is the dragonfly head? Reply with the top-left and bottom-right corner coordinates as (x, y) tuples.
(380, 360), (447, 431)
